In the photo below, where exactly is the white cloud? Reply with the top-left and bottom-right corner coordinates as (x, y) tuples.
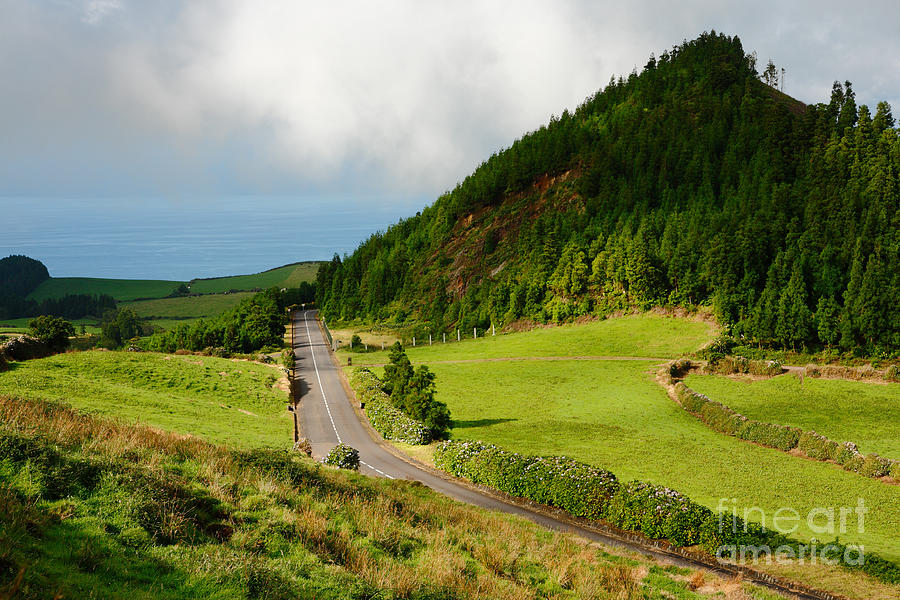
(81, 0), (123, 25)
(1, 1), (899, 197)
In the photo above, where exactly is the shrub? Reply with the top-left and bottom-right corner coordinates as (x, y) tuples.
(323, 444), (359, 470)
(736, 421), (800, 451)
(668, 359), (693, 379)
(831, 441), (861, 466)
(281, 348), (295, 370)
(860, 454), (892, 478)
(797, 431), (838, 460)
(349, 369), (431, 445)
(805, 364), (821, 377)
(884, 364), (900, 382)
(434, 441), (617, 521)
(890, 461), (900, 481)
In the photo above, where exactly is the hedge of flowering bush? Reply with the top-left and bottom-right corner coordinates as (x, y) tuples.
(433, 440), (617, 520)
(675, 382), (899, 480)
(323, 443), (359, 470)
(349, 368), (431, 445)
(433, 439), (900, 584)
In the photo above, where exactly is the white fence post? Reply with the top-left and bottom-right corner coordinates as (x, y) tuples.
(474, 327), (477, 339)
(429, 334), (432, 346)
(413, 337), (416, 347)
(492, 323), (495, 336)
(457, 329), (460, 341)
(443, 332), (446, 343)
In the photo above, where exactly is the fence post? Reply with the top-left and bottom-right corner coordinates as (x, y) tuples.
(492, 323), (495, 336)
(381, 341), (384, 350)
(474, 327), (477, 339)
(443, 333), (446, 343)
(429, 334), (432, 346)
(413, 337), (416, 347)
(457, 329), (460, 341)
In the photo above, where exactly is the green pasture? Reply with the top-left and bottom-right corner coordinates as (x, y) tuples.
(685, 374), (900, 458)
(421, 359), (899, 561)
(0, 317), (101, 335)
(0, 351), (291, 448)
(339, 314), (716, 366)
(28, 277), (185, 302)
(122, 292), (254, 320)
(188, 262), (320, 294)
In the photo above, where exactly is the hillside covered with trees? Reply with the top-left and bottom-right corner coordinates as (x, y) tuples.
(317, 32), (900, 354)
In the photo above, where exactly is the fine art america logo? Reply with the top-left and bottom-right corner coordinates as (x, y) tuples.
(715, 498), (868, 565)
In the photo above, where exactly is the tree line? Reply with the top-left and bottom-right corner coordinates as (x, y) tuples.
(316, 32), (900, 355)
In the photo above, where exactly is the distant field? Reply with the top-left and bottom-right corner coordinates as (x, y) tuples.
(122, 292), (254, 320)
(352, 315), (898, 562)
(25, 262), (320, 303)
(339, 314), (716, 366)
(27, 277), (185, 302)
(188, 261), (320, 294)
(0, 317), (101, 335)
(0, 351), (291, 448)
(685, 373), (900, 458)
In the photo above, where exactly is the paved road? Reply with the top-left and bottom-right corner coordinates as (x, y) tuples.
(291, 310), (823, 600)
(292, 309), (631, 533)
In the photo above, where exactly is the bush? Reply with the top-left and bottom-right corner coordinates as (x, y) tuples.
(323, 444), (359, 470)
(281, 348), (295, 370)
(736, 420), (800, 451)
(434, 441), (617, 521)
(28, 315), (75, 350)
(890, 461), (900, 481)
(860, 454), (892, 478)
(432, 438), (900, 584)
(349, 369), (431, 445)
(884, 364), (900, 382)
(797, 431), (838, 460)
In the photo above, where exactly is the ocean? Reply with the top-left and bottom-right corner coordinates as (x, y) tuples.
(2, 195), (427, 280)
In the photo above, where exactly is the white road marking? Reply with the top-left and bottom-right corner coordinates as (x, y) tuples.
(361, 460), (395, 479)
(303, 310), (341, 444)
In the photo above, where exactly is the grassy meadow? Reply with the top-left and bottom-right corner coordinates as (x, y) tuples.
(351, 314), (899, 571)
(122, 292), (255, 319)
(338, 314), (716, 366)
(28, 277), (185, 302)
(0, 396), (782, 600)
(188, 262), (320, 294)
(684, 373), (900, 458)
(0, 351), (292, 449)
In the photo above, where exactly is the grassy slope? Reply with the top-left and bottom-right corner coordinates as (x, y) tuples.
(27, 278), (184, 302)
(684, 374), (900, 458)
(350, 315), (899, 564)
(0, 351), (291, 449)
(121, 292), (255, 320)
(341, 314), (716, 366)
(0, 396), (772, 600)
(188, 262), (320, 294)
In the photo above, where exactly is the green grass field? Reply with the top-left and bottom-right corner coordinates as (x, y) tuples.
(188, 262), (320, 294)
(26, 262), (321, 303)
(338, 314), (716, 366)
(354, 315), (899, 564)
(0, 351), (291, 448)
(684, 373), (900, 458)
(122, 292), (254, 320)
(0, 317), (102, 335)
(0, 395), (766, 600)
(28, 277), (185, 302)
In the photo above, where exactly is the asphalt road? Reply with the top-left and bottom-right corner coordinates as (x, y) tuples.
(291, 309), (824, 600)
(292, 309), (631, 534)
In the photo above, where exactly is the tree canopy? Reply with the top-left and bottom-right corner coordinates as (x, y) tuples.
(316, 32), (900, 355)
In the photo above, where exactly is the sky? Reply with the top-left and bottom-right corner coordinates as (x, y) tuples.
(2, 0), (899, 204)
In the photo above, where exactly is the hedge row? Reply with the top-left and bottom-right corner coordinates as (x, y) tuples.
(433, 439), (900, 584)
(348, 368), (431, 445)
(706, 356), (784, 377)
(674, 382), (900, 480)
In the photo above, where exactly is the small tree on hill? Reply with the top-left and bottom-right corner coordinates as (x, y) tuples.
(28, 315), (75, 350)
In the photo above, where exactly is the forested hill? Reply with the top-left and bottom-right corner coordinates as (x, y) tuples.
(316, 32), (900, 354)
